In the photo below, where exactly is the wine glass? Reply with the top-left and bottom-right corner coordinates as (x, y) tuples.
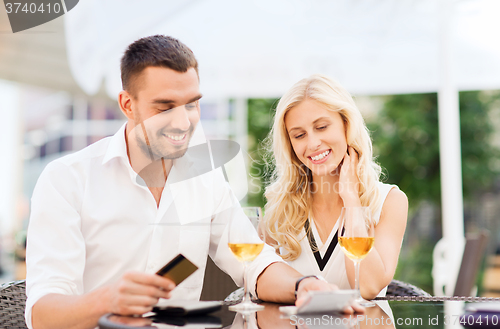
(338, 206), (376, 307)
(228, 207), (265, 312)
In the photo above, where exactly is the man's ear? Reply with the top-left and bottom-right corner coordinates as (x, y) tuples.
(118, 90), (134, 120)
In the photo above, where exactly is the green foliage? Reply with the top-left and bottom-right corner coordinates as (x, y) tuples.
(368, 94), (440, 205)
(367, 91), (500, 208)
(246, 98), (279, 208)
(459, 91), (500, 195)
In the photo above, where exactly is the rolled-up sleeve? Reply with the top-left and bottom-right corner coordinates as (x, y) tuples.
(208, 169), (284, 297)
(25, 161), (86, 329)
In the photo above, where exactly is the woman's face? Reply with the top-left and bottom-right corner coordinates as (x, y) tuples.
(284, 98), (348, 177)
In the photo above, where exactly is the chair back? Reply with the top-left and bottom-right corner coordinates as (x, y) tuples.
(453, 231), (489, 296)
(386, 279), (432, 297)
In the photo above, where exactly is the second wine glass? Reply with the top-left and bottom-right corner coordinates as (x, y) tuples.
(338, 206), (376, 307)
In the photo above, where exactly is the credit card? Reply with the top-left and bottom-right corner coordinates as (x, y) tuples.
(156, 254), (198, 285)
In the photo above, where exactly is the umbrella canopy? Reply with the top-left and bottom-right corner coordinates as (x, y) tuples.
(65, 0), (500, 98)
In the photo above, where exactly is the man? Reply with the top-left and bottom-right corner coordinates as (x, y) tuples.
(25, 35), (349, 329)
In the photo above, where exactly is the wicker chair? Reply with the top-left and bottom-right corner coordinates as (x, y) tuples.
(377, 279), (432, 299)
(0, 280), (28, 329)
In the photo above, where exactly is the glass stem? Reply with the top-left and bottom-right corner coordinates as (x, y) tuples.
(354, 260), (361, 300)
(242, 261), (251, 303)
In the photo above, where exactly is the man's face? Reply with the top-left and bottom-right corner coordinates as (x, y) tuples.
(129, 66), (201, 160)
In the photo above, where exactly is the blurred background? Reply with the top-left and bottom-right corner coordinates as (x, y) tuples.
(1, 0), (500, 298)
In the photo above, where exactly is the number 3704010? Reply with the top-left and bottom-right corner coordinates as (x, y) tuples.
(5, 3), (62, 14)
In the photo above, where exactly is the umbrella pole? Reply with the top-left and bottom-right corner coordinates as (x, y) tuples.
(435, 0), (465, 297)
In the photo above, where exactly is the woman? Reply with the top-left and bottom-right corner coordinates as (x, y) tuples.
(263, 74), (408, 299)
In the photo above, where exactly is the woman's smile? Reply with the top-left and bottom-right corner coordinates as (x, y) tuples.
(308, 149), (332, 164)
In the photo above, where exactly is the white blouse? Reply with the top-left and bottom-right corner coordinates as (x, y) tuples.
(283, 182), (398, 296)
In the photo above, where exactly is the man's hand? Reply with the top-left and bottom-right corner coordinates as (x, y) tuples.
(103, 271), (176, 315)
(295, 277), (365, 314)
(31, 272), (176, 329)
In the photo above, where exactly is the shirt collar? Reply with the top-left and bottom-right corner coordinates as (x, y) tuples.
(102, 122), (129, 165)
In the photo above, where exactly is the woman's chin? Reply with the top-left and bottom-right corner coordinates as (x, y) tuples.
(311, 164), (339, 178)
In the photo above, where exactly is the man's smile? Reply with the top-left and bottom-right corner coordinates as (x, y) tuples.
(165, 133), (187, 143)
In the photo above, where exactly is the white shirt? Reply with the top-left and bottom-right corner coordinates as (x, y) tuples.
(25, 124), (282, 329)
(283, 183), (397, 296)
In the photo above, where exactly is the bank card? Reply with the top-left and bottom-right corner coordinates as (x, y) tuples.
(155, 254), (198, 285)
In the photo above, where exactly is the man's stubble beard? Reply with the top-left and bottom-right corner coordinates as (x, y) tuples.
(135, 124), (194, 160)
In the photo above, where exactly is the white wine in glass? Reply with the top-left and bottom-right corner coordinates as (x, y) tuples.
(338, 207), (376, 307)
(338, 237), (375, 261)
(228, 207), (265, 312)
(228, 243), (264, 263)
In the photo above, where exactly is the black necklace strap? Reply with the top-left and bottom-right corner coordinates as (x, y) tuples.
(304, 219), (339, 271)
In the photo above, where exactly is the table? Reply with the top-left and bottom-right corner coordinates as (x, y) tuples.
(98, 300), (499, 328)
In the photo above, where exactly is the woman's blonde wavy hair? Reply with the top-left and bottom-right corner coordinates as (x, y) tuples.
(263, 74), (382, 261)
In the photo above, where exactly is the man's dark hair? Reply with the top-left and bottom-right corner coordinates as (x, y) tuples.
(120, 35), (198, 96)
